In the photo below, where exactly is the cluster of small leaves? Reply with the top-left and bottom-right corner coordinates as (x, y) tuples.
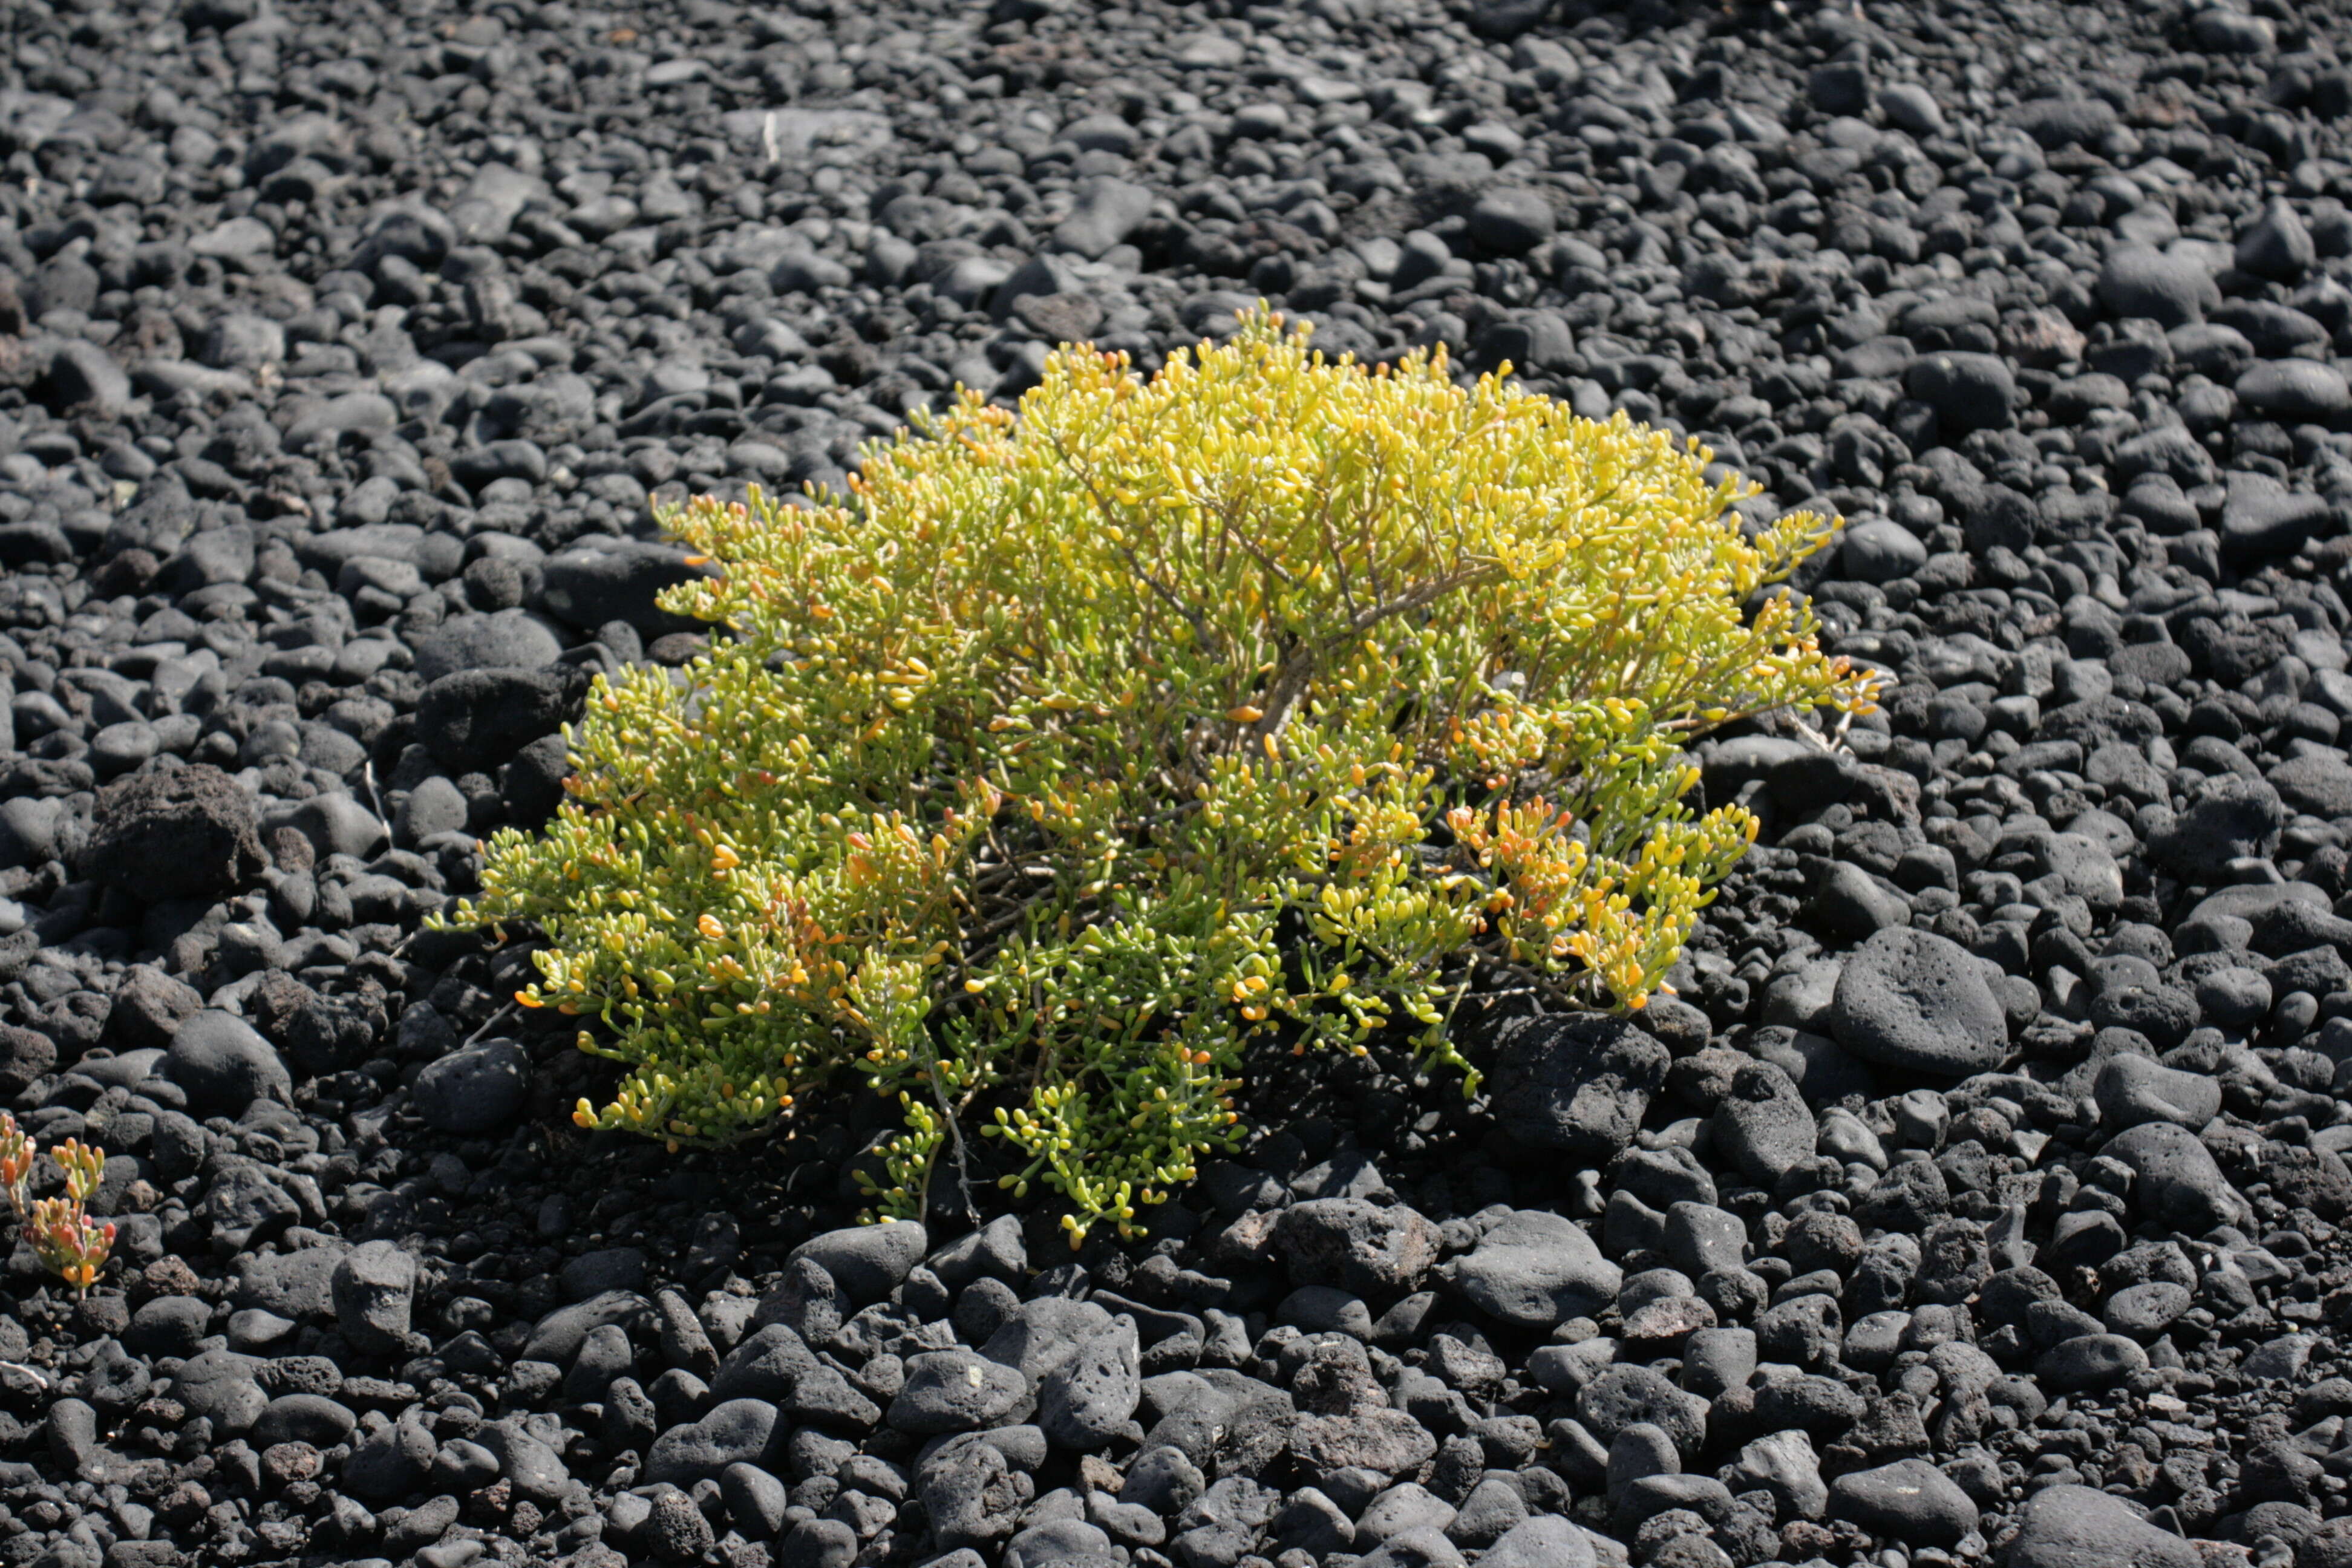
(1, 1112), (114, 1296)
(444, 310), (1877, 1244)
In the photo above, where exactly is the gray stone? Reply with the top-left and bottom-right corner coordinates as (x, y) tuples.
(645, 1487), (716, 1563)
(477, 1417), (570, 1504)
(203, 313), (284, 371)
(1906, 351), (2016, 432)
(150, 1110), (207, 1183)
(1809, 60), (1873, 116)
(1710, 1062), (1817, 1186)
(2237, 359), (2351, 420)
(2221, 471), (2332, 563)
(711, 1322), (822, 1403)
(411, 608), (566, 683)
(1352, 1528), (1468, 1568)
(1465, 0), (1550, 39)
(126, 1296), (209, 1359)
(2091, 1054), (2221, 1131)
(45, 339), (133, 415)
(929, 1214), (1027, 1290)
(2104, 1121), (2246, 1232)
(2272, 750), (2352, 819)
(398, 776), (468, 843)
(234, 1244), (347, 1320)
(1036, 1316), (1140, 1451)
(655, 1288), (719, 1379)
(1467, 188), (1554, 253)
(286, 390), (398, 443)
(1053, 178), (1152, 258)
(1273, 1199), (1442, 1297)
(48, 1397), (119, 1484)
(789, 1221), (929, 1303)
(2001, 1485), (2199, 1568)
(1756, 1293), (1844, 1367)
(2149, 773), (2285, 878)
(539, 540), (708, 636)
(204, 1162), (299, 1252)
(2097, 247), (2218, 327)
(790, 1361), (882, 1426)
(412, 1038), (530, 1135)
(226, 1307), (296, 1351)
(2036, 833), (2125, 915)
(252, 1393), (357, 1449)
(524, 1290), (656, 1363)
(1839, 519), (1929, 584)
(722, 1460), (791, 1537)
(1605, 1421), (1679, 1508)
(416, 664), (589, 773)
(1725, 1429), (1826, 1521)
(191, 214), (278, 258)
(561, 1247), (646, 1301)
(282, 793), (388, 861)
(779, 1517), (857, 1568)
(170, 1349), (266, 1434)
(566, 1322), (635, 1402)
(1829, 927), (2010, 1076)
(1448, 1475), (1528, 1547)
(1754, 1027), (1877, 1102)
(1574, 1364), (1708, 1454)
(167, 1010), (292, 1115)
(1829, 1458), (1978, 1547)
(0, 799), (59, 877)
(2238, 198), (2316, 279)
(0, 1025), (43, 1106)
(1661, 1203), (1748, 1279)
(2242, 1333), (2318, 1380)
(1762, 958), (1844, 1033)
(332, 1240), (419, 1355)
(1005, 1518), (1120, 1568)
(753, 1256), (850, 1345)
(1444, 1210), (1621, 1329)
(1878, 85), (1947, 137)
(2014, 96), (2118, 149)
(102, 969), (200, 1059)
(1290, 1407), (1438, 1486)
(981, 1298), (1117, 1387)
(889, 1350), (1029, 1434)
(2037, 1331), (2150, 1391)
(2102, 1281), (2190, 1338)
(1478, 1517), (1598, 1568)
(646, 1397), (784, 1488)
(345, 1416), (437, 1503)
(1486, 1014), (1668, 1161)
(921, 1431), (1034, 1549)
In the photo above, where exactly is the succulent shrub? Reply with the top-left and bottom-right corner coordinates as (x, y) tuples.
(444, 311), (1876, 1243)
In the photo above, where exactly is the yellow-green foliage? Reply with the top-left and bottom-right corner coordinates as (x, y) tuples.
(443, 311), (1877, 1244)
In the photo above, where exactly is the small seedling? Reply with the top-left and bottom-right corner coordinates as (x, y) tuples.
(1, 1116), (114, 1297)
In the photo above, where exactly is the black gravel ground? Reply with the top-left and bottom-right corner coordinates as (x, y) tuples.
(8, 0), (2352, 1565)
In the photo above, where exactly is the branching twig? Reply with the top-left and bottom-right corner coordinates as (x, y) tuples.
(466, 1001), (518, 1047)
(362, 759), (389, 826)
(1246, 563), (1498, 748)
(1045, 425), (1225, 662)
(918, 1042), (976, 1226)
